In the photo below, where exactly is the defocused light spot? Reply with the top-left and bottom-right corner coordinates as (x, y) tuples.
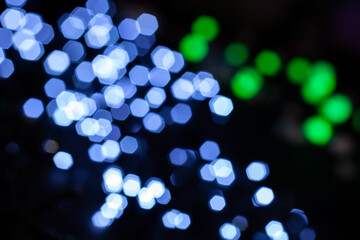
(123, 174), (141, 197)
(319, 94), (352, 124)
(23, 13), (43, 34)
(92, 211), (113, 228)
(118, 18), (140, 40)
(129, 65), (149, 86)
(44, 50), (70, 76)
(286, 58), (310, 84)
(88, 143), (105, 162)
(171, 78), (194, 101)
(130, 98), (149, 118)
(232, 215), (249, 231)
(19, 39), (44, 61)
(86, 0), (109, 14)
(199, 164), (216, 181)
(147, 178), (165, 198)
(101, 140), (121, 161)
(224, 42), (248, 67)
(149, 67), (171, 87)
(219, 223), (241, 240)
(302, 116), (333, 146)
(35, 23), (54, 44)
(255, 50), (282, 76)
(145, 87), (166, 108)
(0, 28), (13, 49)
(44, 78), (66, 98)
(169, 148), (188, 166)
(137, 187), (155, 209)
(179, 33), (208, 62)
(246, 161), (269, 182)
(5, 0), (27, 7)
(231, 67), (264, 100)
(103, 85), (125, 108)
(265, 221), (285, 239)
(75, 61), (95, 83)
(143, 112), (165, 133)
(0, 58), (14, 78)
(106, 193), (128, 211)
(212, 158), (235, 186)
(300, 228), (316, 240)
(137, 13), (158, 36)
(253, 187), (274, 207)
(1, 8), (26, 30)
(199, 140), (220, 161)
(111, 103), (130, 121)
(191, 15), (219, 41)
(151, 46), (175, 70)
(63, 40), (86, 62)
(120, 136), (138, 154)
(175, 212), (191, 230)
(209, 95), (233, 117)
(42, 139), (59, 153)
(156, 188), (171, 205)
(169, 51), (184, 73)
(59, 14), (85, 40)
(53, 151), (73, 170)
(103, 166), (123, 193)
(23, 98), (44, 119)
(162, 209), (179, 229)
(92, 54), (118, 84)
(209, 195), (226, 212)
(170, 103), (192, 124)
(301, 61), (336, 105)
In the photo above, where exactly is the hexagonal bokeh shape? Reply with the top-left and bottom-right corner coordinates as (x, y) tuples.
(129, 98), (149, 118)
(209, 195), (226, 212)
(199, 140), (220, 161)
(253, 186), (274, 207)
(145, 87), (166, 108)
(170, 103), (192, 124)
(219, 223), (241, 240)
(137, 13), (158, 36)
(246, 161), (269, 182)
(53, 151), (73, 170)
(44, 78), (66, 98)
(143, 112), (165, 133)
(44, 50), (70, 76)
(151, 46), (175, 70)
(120, 136), (138, 154)
(209, 95), (234, 117)
(23, 98), (44, 119)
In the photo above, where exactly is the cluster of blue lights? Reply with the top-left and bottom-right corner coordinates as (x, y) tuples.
(11, 0), (316, 238)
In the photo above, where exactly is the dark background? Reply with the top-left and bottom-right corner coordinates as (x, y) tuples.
(1, 0), (360, 239)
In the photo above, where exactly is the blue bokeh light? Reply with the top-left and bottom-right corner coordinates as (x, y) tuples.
(199, 140), (220, 161)
(1, 8), (26, 30)
(151, 46), (175, 70)
(63, 40), (86, 62)
(0, 28), (13, 49)
(129, 65), (149, 86)
(120, 136), (138, 154)
(169, 148), (188, 166)
(75, 61), (95, 83)
(143, 112), (165, 133)
(5, 0), (27, 7)
(149, 67), (171, 87)
(253, 187), (274, 207)
(171, 78), (195, 101)
(44, 78), (66, 98)
(101, 140), (121, 161)
(103, 85), (125, 108)
(265, 221), (285, 239)
(137, 187), (156, 209)
(211, 158), (235, 186)
(129, 98), (149, 118)
(53, 151), (73, 170)
(123, 174), (141, 197)
(23, 13), (43, 34)
(59, 14), (85, 40)
(169, 51), (185, 73)
(145, 87), (166, 108)
(18, 39), (44, 61)
(35, 23), (54, 45)
(0, 58), (14, 78)
(137, 13), (158, 36)
(44, 50), (70, 76)
(86, 0), (109, 15)
(118, 18), (140, 40)
(209, 195), (226, 212)
(88, 143), (105, 162)
(219, 223), (241, 240)
(103, 166), (123, 193)
(146, 178), (166, 198)
(199, 164), (216, 181)
(170, 103), (192, 124)
(209, 95), (234, 117)
(23, 98), (44, 119)
(246, 161), (269, 182)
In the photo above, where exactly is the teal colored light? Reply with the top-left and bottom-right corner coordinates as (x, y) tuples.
(302, 116), (333, 146)
(319, 94), (353, 124)
(286, 57), (311, 84)
(191, 15), (219, 41)
(254, 50), (282, 76)
(179, 33), (208, 63)
(230, 67), (264, 100)
(224, 42), (249, 67)
(301, 61), (336, 105)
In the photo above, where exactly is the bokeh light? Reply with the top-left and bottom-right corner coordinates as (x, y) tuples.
(319, 94), (353, 124)
(224, 42), (249, 67)
(302, 116), (333, 146)
(255, 50), (282, 76)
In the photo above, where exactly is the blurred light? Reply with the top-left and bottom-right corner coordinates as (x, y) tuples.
(0, 28), (13, 49)
(118, 18), (140, 40)
(302, 116), (333, 146)
(143, 112), (165, 133)
(103, 85), (125, 108)
(86, 0), (109, 15)
(195, 77), (219, 98)
(199, 140), (220, 161)
(119, 41), (138, 61)
(59, 14), (85, 40)
(265, 221), (285, 239)
(88, 143), (105, 162)
(23, 98), (44, 119)
(162, 209), (179, 229)
(123, 174), (141, 197)
(101, 140), (121, 161)
(1, 8), (26, 30)
(120, 136), (138, 154)
(103, 166), (123, 193)
(44, 78), (66, 98)
(224, 42), (249, 67)
(42, 139), (59, 153)
(209, 95), (233, 117)
(169, 51), (184, 73)
(53, 109), (73, 126)
(191, 15), (219, 41)
(71, 7), (92, 26)
(169, 148), (188, 166)
(145, 87), (166, 108)
(75, 61), (95, 83)
(209, 195), (226, 211)
(92, 211), (113, 228)
(100, 202), (119, 219)
(106, 193), (128, 211)
(255, 50), (282, 76)
(53, 151), (73, 170)
(179, 33), (208, 62)
(232, 215), (249, 231)
(286, 58), (310, 84)
(19, 39), (44, 61)
(137, 187), (156, 209)
(111, 103), (130, 121)
(319, 94), (353, 124)
(0, 58), (14, 78)
(219, 223), (241, 240)
(175, 212), (191, 230)
(35, 23), (54, 44)
(129, 98), (149, 118)
(171, 78), (195, 101)
(85, 25), (110, 49)
(63, 40), (86, 62)
(149, 67), (171, 87)
(0, 49), (3, 63)
(199, 164), (216, 181)
(137, 13), (158, 36)
(300, 228), (316, 240)
(170, 103), (192, 124)
(44, 50), (70, 76)
(246, 161), (269, 182)
(129, 65), (149, 86)
(212, 158), (235, 186)
(23, 13), (43, 34)
(253, 187), (274, 206)
(156, 188), (171, 204)
(92, 55), (118, 84)
(301, 61), (336, 105)
(115, 77), (136, 99)
(147, 178), (165, 198)
(151, 46), (175, 70)
(5, 0), (27, 7)
(13, 28), (35, 50)
(79, 118), (99, 136)
(231, 67), (264, 100)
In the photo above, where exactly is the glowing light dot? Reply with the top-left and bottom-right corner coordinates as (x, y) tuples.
(199, 140), (220, 161)
(137, 13), (158, 36)
(191, 15), (219, 41)
(224, 42), (249, 67)
(209, 195), (226, 211)
(179, 33), (208, 63)
(23, 98), (44, 119)
(253, 186), (274, 206)
(302, 116), (333, 146)
(255, 50), (282, 76)
(246, 161), (269, 182)
(231, 67), (264, 100)
(219, 223), (241, 240)
(286, 57), (311, 84)
(209, 95), (233, 117)
(44, 50), (70, 76)
(319, 94), (353, 124)
(53, 151), (73, 170)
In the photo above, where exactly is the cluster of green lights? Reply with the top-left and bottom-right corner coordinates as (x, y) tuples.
(254, 50), (282, 76)
(231, 67), (263, 100)
(302, 116), (333, 146)
(179, 16), (219, 63)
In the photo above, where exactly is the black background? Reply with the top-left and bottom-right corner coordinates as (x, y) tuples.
(1, 0), (360, 239)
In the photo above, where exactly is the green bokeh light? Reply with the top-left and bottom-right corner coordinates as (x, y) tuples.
(302, 116), (333, 146)
(286, 57), (311, 84)
(179, 33), (209, 63)
(254, 50), (282, 76)
(319, 94), (353, 124)
(191, 15), (219, 41)
(224, 42), (249, 67)
(231, 67), (264, 100)
(301, 61), (336, 105)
